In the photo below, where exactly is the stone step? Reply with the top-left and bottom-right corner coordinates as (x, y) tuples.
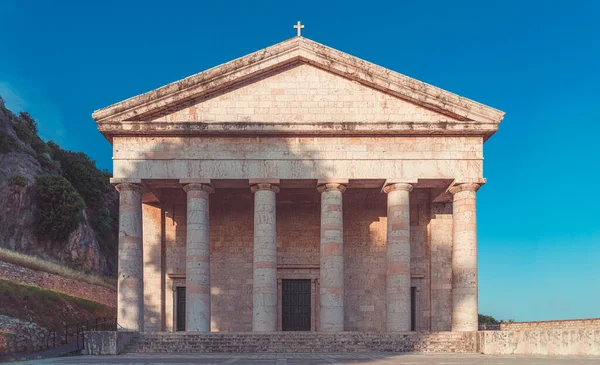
(122, 332), (475, 354)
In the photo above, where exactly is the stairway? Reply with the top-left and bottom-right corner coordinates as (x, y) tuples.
(124, 331), (476, 353)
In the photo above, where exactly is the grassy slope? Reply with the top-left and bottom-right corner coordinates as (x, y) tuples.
(0, 279), (115, 330)
(0, 248), (116, 289)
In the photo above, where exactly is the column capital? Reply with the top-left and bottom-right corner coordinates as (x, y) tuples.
(183, 183), (214, 194)
(250, 183), (280, 193)
(448, 183), (481, 194)
(317, 183), (347, 193)
(383, 182), (413, 194)
(113, 182), (144, 194)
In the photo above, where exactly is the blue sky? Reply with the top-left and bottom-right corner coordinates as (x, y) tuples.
(1, 1), (598, 321)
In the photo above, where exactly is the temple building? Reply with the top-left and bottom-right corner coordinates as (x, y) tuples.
(92, 34), (504, 334)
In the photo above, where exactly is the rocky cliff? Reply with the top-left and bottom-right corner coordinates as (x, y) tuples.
(0, 96), (117, 276)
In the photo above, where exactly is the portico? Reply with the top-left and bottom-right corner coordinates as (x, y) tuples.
(94, 36), (504, 334)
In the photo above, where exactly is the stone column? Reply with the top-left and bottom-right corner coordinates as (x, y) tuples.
(383, 183), (413, 332)
(449, 183), (480, 332)
(116, 183), (144, 332)
(183, 182), (213, 332)
(317, 182), (347, 332)
(250, 182), (280, 332)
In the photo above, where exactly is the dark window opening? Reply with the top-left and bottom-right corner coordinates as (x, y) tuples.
(410, 286), (416, 331)
(176, 287), (186, 332)
(282, 279), (311, 331)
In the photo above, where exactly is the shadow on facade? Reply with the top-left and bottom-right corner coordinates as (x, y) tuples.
(110, 67), (456, 358)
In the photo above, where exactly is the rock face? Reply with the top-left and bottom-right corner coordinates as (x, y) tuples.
(0, 98), (116, 275)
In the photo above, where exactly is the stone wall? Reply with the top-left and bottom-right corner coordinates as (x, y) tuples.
(0, 261), (116, 308)
(0, 315), (47, 356)
(83, 331), (138, 355)
(154, 187), (442, 332)
(127, 331), (478, 353)
(410, 189), (432, 331)
(148, 63), (459, 125)
(343, 189), (387, 332)
(479, 329), (600, 356)
(0, 332), (7, 355)
(429, 202), (453, 331)
(500, 318), (600, 331)
(113, 135), (484, 183)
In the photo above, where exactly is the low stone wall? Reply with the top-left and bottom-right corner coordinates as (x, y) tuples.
(500, 318), (600, 331)
(119, 332), (477, 353)
(0, 261), (116, 308)
(0, 332), (8, 356)
(84, 331), (138, 355)
(478, 329), (600, 356)
(0, 315), (48, 356)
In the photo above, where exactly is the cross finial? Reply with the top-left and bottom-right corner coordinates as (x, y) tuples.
(294, 21), (304, 37)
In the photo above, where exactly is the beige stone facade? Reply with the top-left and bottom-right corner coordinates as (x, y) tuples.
(93, 37), (504, 333)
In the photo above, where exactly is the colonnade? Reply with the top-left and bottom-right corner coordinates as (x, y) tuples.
(115, 180), (480, 333)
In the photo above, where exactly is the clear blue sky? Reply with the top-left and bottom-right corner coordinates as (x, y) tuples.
(1, 1), (598, 322)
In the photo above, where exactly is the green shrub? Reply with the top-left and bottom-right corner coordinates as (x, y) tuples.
(91, 207), (114, 237)
(0, 128), (20, 153)
(34, 175), (85, 241)
(12, 112), (39, 146)
(8, 175), (28, 187)
(37, 149), (61, 171)
(11, 112), (56, 169)
(478, 314), (500, 324)
(18, 112), (37, 134)
(47, 141), (111, 208)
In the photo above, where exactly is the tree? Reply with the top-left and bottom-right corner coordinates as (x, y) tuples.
(478, 314), (500, 324)
(47, 141), (111, 208)
(34, 175), (85, 241)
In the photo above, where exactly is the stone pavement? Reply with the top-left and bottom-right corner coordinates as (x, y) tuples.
(20, 353), (600, 364)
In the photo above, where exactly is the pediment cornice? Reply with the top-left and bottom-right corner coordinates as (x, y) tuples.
(93, 37), (505, 139)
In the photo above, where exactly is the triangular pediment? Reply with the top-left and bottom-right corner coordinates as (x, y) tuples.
(141, 63), (459, 124)
(93, 37), (504, 140)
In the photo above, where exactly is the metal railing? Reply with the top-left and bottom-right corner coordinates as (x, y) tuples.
(46, 317), (116, 350)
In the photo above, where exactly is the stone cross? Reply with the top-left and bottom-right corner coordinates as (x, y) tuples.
(294, 21), (304, 37)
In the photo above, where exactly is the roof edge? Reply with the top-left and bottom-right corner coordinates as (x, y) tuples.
(92, 37), (505, 126)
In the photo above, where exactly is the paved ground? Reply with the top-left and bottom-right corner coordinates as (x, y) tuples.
(17, 353), (600, 365)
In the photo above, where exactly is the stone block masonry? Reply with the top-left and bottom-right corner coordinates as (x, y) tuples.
(124, 332), (478, 353)
(96, 35), (506, 336)
(115, 183), (144, 332)
(157, 188), (449, 333)
(0, 261), (116, 308)
(318, 182), (346, 332)
(251, 182), (279, 332)
(183, 182), (213, 332)
(383, 183), (413, 332)
(479, 329), (600, 356)
(0, 315), (48, 356)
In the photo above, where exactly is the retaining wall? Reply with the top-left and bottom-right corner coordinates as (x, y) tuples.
(478, 329), (600, 356)
(84, 331), (138, 355)
(0, 261), (116, 308)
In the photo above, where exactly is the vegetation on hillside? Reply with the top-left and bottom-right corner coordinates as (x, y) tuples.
(0, 95), (118, 275)
(46, 141), (113, 208)
(479, 314), (515, 324)
(34, 175), (86, 241)
(0, 248), (115, 288)
(0, 279), (115, 329)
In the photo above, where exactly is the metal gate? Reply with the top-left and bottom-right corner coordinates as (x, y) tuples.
(176, 287), (186, 331)
(282, 279), (311, 331)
